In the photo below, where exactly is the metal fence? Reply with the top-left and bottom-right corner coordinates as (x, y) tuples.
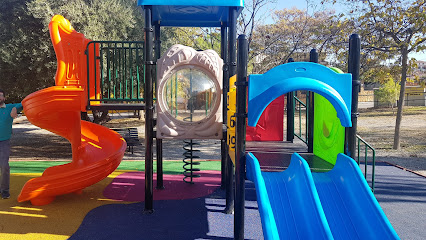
(86, 41), (145, 106)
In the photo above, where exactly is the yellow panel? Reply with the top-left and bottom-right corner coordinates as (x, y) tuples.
(227, 75), (237, 165)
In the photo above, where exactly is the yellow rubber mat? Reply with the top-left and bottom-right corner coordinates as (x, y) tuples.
(0, 171), (131, 240)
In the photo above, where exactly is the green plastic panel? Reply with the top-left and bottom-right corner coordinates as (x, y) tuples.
(313, 67), (345, 165)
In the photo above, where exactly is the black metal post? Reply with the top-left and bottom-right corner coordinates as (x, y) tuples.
(235, 34), (248, 240)
(347, 34), (361, 159)
(154, 21), (164, 189)
(154, 22), (161, 60)
(307, 49), (318, 152)
(144, 6), (154, 213)
(286, 58), (295, 142)
(224, 7), (237, 215)
(220, 24), (229, 189)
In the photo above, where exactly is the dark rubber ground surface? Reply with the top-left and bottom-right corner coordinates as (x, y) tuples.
(69, 162), (425, 240)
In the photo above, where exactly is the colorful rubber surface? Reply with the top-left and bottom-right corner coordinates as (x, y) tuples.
(1, 172), (124, 240)
(103, 171), (221, 201)
(3, 158), (425, 239)
(246, 152), (400, 240)
(1, 169), (223, 240)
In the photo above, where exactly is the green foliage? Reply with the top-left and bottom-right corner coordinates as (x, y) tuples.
(0, 0), (56, 102)
(27, 0), (144, 41)
(0, 0), (144, 102)
(375, 78), (400, 109)
(356, 0), (426, 53)
(158, 27), (221, 56)
(341, 0), (426, 83)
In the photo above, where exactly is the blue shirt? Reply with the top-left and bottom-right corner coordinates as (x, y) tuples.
(0, 103), (23, 141)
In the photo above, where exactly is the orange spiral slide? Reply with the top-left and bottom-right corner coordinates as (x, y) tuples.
(18, 15), (127, 206)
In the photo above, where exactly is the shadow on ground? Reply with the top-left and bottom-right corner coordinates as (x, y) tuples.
(70, 182), (262, 240)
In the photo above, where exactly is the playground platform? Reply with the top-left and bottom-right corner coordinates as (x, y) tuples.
(247, 140), (334, 172)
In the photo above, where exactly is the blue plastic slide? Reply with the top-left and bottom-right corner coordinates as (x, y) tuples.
(311, 153), (399, 240)
(246, 152), (333, 240)
(246, 152), (400, 240)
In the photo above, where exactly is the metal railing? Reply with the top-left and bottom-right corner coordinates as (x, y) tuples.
(356, 134), (376, 192)
(86, 41), (145, 106)
(293, 95), (308, 144)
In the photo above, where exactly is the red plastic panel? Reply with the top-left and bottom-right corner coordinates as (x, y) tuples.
(246, 95), (284, 141)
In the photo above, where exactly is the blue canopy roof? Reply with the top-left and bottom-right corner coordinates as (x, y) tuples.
(137, 0), (244, 27)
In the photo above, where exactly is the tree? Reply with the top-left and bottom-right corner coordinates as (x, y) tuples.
(249, 8), (351, 73)
(375, 78), (400, 110)
(27, 0), (144, 41)
(167, 27), (221, 54)
(0, 0), (56, 102)
(238, 0), (277, 50)
(0, 0), (144, 102)
(347, 0), (426, 150)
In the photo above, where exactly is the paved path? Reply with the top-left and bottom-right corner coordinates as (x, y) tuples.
(374, 162), (426, 240)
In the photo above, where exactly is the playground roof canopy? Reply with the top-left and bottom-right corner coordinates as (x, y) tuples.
(137, 0), (244, 27)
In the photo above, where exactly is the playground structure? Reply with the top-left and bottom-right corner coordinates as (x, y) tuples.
(15, 0), (400, 239)
(242, 60), (398, 239)
(134, 1), (397, 238)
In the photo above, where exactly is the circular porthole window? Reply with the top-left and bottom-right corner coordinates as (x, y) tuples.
(163, 67), (218, 123)
(156, 44), (223, 139)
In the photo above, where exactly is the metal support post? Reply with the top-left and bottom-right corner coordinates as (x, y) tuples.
(286, 58), (295, 142)
(154, 22), (164, 190)
(144, 6), (154, 213)
(307, 49), (318, 152)
(235, 34), (248, 240)
(347, 34), (361, 159)
(224, 7), (237, 215)
(220, 24), (229, 189)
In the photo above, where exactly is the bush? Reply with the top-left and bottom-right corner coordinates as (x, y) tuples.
(375, 79), (400, 109)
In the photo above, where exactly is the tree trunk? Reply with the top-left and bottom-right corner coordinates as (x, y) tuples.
(393, 49), (409, 150)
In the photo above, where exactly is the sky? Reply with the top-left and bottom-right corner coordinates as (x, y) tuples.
(257, 0), (426, 61)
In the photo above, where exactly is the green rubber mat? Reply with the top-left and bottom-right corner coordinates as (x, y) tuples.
(10, 160), (221, 174)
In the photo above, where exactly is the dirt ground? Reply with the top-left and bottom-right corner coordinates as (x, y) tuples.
(8, 107), (426, 176)
(357, 107), (426, 176)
